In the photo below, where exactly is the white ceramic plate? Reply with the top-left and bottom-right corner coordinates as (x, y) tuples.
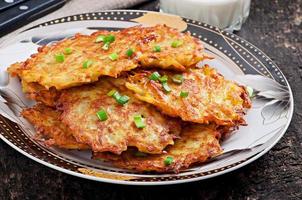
(0, 10), (293, 185)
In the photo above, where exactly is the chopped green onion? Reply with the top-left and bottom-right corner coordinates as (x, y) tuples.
(107, 89), (117, 97)
(159, 75), (168, 83)
(134, 151), (147, 157)
(64, 48), (72, 55)
(109, 53), (118, 61)
(108, 89), (130, 105)
(96, 109), (108, 121)
(116, 95), (130, 105)
(171, 40), (183, 48)
(98, 35), (115, 50)
(95, 35), (105, 43)
(103, 35), (115, 43)
(133, 114), (146, 129)
(164, 156), (173, 165)
(82, 60), (93, 68)
(149, 71), (161, 81)
(162, 82), (171, 93)
(180, 91), (189, 98)
(246, 86), (254, 97)
(126, 48), (134, 57)
(95, 35), (115, 50)
(102, 42), (110, 50)
(154, 45), (161, 52)
(172, 74), (184, 84)
(55, 54), (64, 63)
(112, 91), (121, 101)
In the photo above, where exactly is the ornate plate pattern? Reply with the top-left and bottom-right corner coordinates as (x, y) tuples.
(0, 10), (294, 185)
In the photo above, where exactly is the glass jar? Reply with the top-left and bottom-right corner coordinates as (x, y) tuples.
(160, 0), (251, 32)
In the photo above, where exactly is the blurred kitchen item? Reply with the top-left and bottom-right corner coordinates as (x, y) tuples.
(0, 0), (66, 37)
(0, 0), (150, 44)
(160, 0), (251, 32)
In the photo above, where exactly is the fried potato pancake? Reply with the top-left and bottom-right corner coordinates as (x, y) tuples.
(94, 124), (222, 173)
(126, 65), (251, 126)
(58, 78), (181, 154)
(8, 25), (205, 90)
(22, 81), (60, 107)
(131, 24), (206, 70)
(8, 62), (58, 107)
(21, 104), (89, 150)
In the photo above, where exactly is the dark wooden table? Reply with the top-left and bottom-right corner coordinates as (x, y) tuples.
(1, 0), (301, 199)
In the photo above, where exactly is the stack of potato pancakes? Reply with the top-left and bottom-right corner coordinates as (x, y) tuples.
(8, 25), (251, 173)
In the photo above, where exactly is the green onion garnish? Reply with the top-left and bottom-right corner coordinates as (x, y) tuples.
(149, 71), (161, 81)
(164, 156), (173, 165)
(159, 75), (168, 83)
(172, 74), (184, 84)
(98, 35), (115, 50)
(246, 86), (254, 97)
(108, 90), (130, 105)
(126, 48), (134, 57)
(134, 151), (147, 157)
(116, 95), (130, 105)
(112, 91), (121, 101)
(82, 60), (93, 68)
(95, 35), (105, 43)
(171, 40), (183, 48)
(55, 54), (65, 63)
(96, 109), (108, 121)
(64, 48), (72, 55)
(107, 89), (117, 97)
(162, 82), (172, 93)
(102, 42), (110, 50)
(180, 91), (189, 98)
(154, 45), (161, 52)
(109, 53), (118, 61)
(103, 35), (115, 43)
(133, 114), (146, 129)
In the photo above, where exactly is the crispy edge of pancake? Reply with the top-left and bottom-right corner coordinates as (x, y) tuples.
(7, 62), (60, 107)
(93, 124), (223, 173)
(125, 65), (251, 126)
(58, 78), (181, 154)
(21, 104), (89, 150)
(7, 25), (206, 90)
(21, 81), (60, 107)
(7, 62), (23, 77)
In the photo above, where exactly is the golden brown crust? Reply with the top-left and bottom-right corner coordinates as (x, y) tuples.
(7, 62), (24, 77)
(21, 81), (60, 107)
(133, 25), (205, 70)
(58, 78), (181, 154)
(126, 65), (251, 126)
(21, 104), (89, 150)
(94, 124), (222, 173)
(7, 25), (205, 90)
(22, 104), (223, 173)
(7, 62), (60, 107)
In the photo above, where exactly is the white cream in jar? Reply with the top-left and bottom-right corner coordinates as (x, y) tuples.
(160, 0), (251, 31)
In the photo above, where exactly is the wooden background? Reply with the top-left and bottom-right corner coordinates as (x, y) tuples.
(0, 0), (301, 199)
